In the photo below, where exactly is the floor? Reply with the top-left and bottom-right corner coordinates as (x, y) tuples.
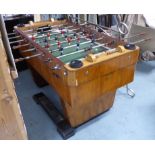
(14, 60), (155, 140)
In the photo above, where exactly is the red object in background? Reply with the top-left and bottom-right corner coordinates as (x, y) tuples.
(57, 41), (61, 46)
(67, 37), (72, 43)
(32, 35), (35, 41)
(45, 44), (50, 48)
(58, 45), (61, 49)
(61, 30), (65, 34)
(86, 33), (90, 38)
(77, 37), (80, 42)
(47, 33), (50, 37)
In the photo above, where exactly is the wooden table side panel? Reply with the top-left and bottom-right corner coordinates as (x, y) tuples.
(64, 63), (136, 126)
(64, 90), (116, 127)
(101, 65), (135, 94)
(66, 50), (139, 86)
(68, 76), (101, 107)
(67, 64), (136, 107)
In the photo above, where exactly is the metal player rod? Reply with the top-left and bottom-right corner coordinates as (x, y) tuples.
(55, 27), (81, 35)
(39, 25), (74, 33)
(20, 48), (36, 53)
(103, 38), (152, 55)
(38, 20), (94, 40)
(39, 30), (86, 45)
(10, 39), (24, 44)
(64, 24), (100, 42)
(21, 39), (91, 54)
(57, 43), (110, 58)
(15, 53), (41, 63)
(40, 31), (103, 51)
(8, 35), (21, 40)
(55, 24), (109, 51)
(95, 41), (111, 50)
(76, 29), (108, 49)
(52, 40), (91, 52)
(41, 33), (82, 47)
(36, 23), (93, 41)
(124, 32), (146, 39)
(71, 16), (133, 37)
(10, 27), (79, 41)
(69, 26), (97, 43)
(44, 34), (103, 48)
(52, 36), (103, 53)
(34, 28), (78, 39)
(34, 32), (59, 39)
(36, 31), (83, 45)
(68, 15), (119, 36)
(25, 25), (75, 35)
(130, 37), (151, 44)
(29, 28), (72, 40)
(34, 27), (80, 40)
(41, 31), (86, 46)
(12, 43), (30, 50)
(8, 32), (16, 36)
(22, 29), (34, 33)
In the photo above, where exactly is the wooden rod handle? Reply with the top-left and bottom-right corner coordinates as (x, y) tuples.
(15, 53), (41, 63)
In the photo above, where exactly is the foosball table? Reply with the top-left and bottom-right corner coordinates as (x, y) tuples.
(9, 19), (140, 139)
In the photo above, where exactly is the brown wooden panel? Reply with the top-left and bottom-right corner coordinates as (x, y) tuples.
(119, 65), (135, 86)
(64, 90), (116, 127)
(101, 71), (121, 94)
(100, 50), (139, 76)
(101, 65), (135, 94)
(69, 77), (101, 107)
(0, 36), (27, 139)
(75, 63), (100, 85)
